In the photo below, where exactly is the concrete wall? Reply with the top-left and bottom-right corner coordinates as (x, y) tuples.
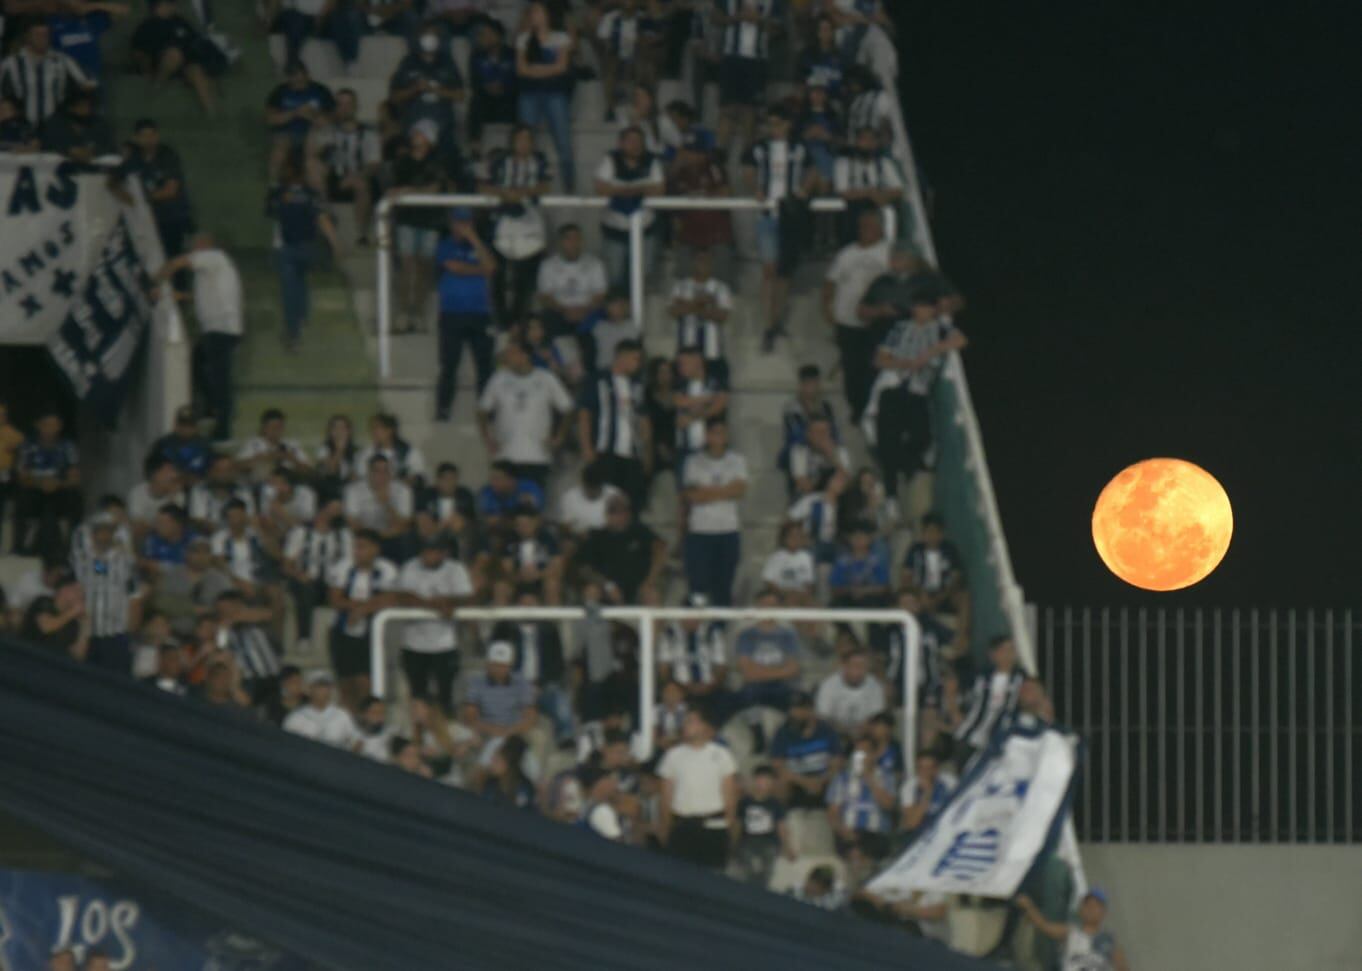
(1081, 843), (1362, 971)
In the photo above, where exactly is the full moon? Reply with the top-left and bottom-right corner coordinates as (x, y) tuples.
(1091, 458), (1233, 591)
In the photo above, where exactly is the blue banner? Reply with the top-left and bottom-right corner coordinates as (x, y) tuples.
(0, 869), (308, 970)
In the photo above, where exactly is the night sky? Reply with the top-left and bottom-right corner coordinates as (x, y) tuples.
(893, 5), (1359, 606)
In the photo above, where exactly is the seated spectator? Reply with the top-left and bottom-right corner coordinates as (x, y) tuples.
(214, 590), (281, 704)
(514, 0), (576, 191)
(6, 553), (66, 628)
(789, 415), (850, 498)
(141, 504), (195, 574)
(779, 363), (839, 488)
(845, 64), (894, 145)
(865, 710), (903, 776)
(668, 121), (734, 278)
(463, 639), (538, 751)
(798, 78), (843, 184)
(267, 157), (343, 352)
(257, 466), (319, 545)
(388, 23), (464, 149)
(356, 412), (427, 489)
(188, 454), (254, 535)
(127, 457), (186, 545)
(827, 0), (894, 62)
(48, 2), (127, 84)
(654, 678), (689, 752)
(467, 18), (516, 154)
(673, 347), (729, 484)
(264, 664), (305, 726)
(145, 405), (212, 484)
(826, 208), (891, 423)
(210, 498), (268, 590)
(477, 459), (546, 525)
(420, 461), (477, 538)
(815, 644), (885, 737)
(283, 669), (361, 748)
(792, 865), (845, 911)
(15, 408), (80, 556)
(658, 592), (728, 704)
(576, 760), (627, 840)
(681, 418), (746, 607)
(479, 733), (537, 811)
(833, 126), (904, 244)
(490, 587), (571, 743)
(281, 498), (352, 649)
(597, 1), (661, 120)
(761, 521), (816, 603)
(898, 748), (956, 841)
(314, 414), (358, 501)
(712, 0), (779, 157)
(343, 454), (413, 557)
(0, 21), (94, 129)
(20, 570), (87, 662)
(144, 641), (188, 696)
(734, 588), (803, 727)
(826, 735), (897, 880)
(953, 634), (1024, 761)
(574, 495), (665, 605)
(494, 503), (564, 603)
(151, 535), (233, 637)
(595, 125), (665, 291)
(556, 461), (621, 544)
(1015, 890), (1130, 971)
(40, 88), (113, 161)
(0, 95), (38, 152)
(387, 122), (448, 335)
(829, 521), (891, 609)
(901, 512), (969, 629)
(326, 528), (399, 708)
(353, 694), (397, 761)
(241, 405), (314, 482)
(837, 466), (895, 537)
(584, 290), (642, 375)
(309, 86), (381, 245)
(668, 248), (733, 379)
(769, 690), (839, 808)
(577, 339), (649, 512)
(662, 100), (716, 171)
(657, 707), (738, 870)
(733, 765), (797, 890)
(477, 338), (573, 489)
(129, 0), (217, 114)
(522, 314), (583, 387)
(536, 224), (607, 340)
(196, 654), (255, 712)
(434, 207), (498, 420)
(423, 0), (490, 38)
(797, 15), (848, 99)
(616, 81), (665, 156)
(70, 495), (132, 560)
(121, 119), (195, 262)
(480, 124), (552, 324)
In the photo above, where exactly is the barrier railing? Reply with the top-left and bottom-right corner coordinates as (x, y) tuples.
(371, 605), (921, 762)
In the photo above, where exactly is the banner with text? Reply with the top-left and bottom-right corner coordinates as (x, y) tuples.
(867, 724), (1079, 900)
(0, 869), (307, 971)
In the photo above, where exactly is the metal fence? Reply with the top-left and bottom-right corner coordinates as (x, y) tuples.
(1038, 606), (1361, 843)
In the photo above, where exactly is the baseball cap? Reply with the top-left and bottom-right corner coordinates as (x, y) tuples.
(1084, 887), (1109, 906)
(487, 641), (514, 665)
(305, 669), (335, 687)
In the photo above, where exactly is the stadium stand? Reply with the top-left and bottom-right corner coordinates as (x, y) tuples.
(0, 0), (1112, 967)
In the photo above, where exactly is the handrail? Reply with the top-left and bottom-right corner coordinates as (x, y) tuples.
(370, 605), (920, 762)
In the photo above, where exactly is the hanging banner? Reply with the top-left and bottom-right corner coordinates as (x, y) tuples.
(867, 723), (1079, 900)
(0, 868), (307, 970)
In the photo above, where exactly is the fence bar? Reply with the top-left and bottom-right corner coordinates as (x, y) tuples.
(1269, 610), (1279, 840)
(1101, 607), (1112, 842)
(1306, 609), (1316, 842)
(1194, 609), (1204, 841)
(627, 209), (645, 329)
(1176, 609), (1186, 840)
(1346, 611), (1354, 842)
(1324, 610), (1334, 842)
(1232, 609), (1242, 840)
(1082, 607), (1093, 833)
(1158, 608), (1168, 840)
(1063, 607), (1074, 745)
(1138, 607), (1148, 841)
(375, 197), (393, 378)
(1287, 610), (1297, 841)
(1212, 610), (1222, 841)
(1120, 607), (1130, 841)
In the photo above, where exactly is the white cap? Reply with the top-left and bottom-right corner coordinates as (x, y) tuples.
(486, 641), (514, 665)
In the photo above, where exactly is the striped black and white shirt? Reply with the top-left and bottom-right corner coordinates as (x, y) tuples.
(833, 151), (904, 196)
(955, 666), (1024, 750)
(718, 0), (781, 60)
(327, 557), (399, 637)
(659, 622), (727, 687)
(71, 545), (139, 637)
(221, 623), (280, 681)
(188, 483), (257, 529)
(284, 523), (354, 583)
(210, 527), (267, 584)
(848, 88), (894, 138)
(743, 139), (811, 204)
(0, 48), (92, 125)
(579, 372), (645, 459)
(671, 276), (733, 361)
(320, 121), (380, 179)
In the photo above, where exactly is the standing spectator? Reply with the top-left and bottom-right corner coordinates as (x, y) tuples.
(48, 1), (127, 84)
(1014, 891), (1131, 971)
(398, 537), (474, 714)
(39, 88), (113, 160)
(311, 87), (382, 245)
(577, 339), (650, 512)
(657, 593), (729, 705)
(668, 249), (733, 378)
(15, 408), (80, 556)
(480, 124), (552, 324)
(265, 59), (335, 181)
(355, 412), (426, 489)
(797, 15), (847, 98)
(744, 106), (818, 350)
(898, 749), (956, 840)
(271, 0), (329, 69)
(833, 126), (904, 243)
(733, 587), (802, 723)
(343, 454), (413, 555)
(954, 634), (1024, 760)
(325, 0), (419, 76)
(536, 224), (607, 340)
(597, 0), (660, 120)
(71, 514), (141, 674)
(0, 400), (22, 551)
(824, 208), (890, 422)
(826, 735), (897, 880)
(778, 364), (838, 487)
(0, 21), (93, 128)
(515, 0), (576, 191)
(584, 290), (642, 374)
(463, 640), (539, 748)
(713, 0), (780, 158)
(214, 590), (282, 703)
(814, 646), (885, 737)
(122, 120), (194, 263)
(327, 528), (399, 708)
(490, 588), (572, 742)
(387, 122), (447, 334)
(769, 689), (839, 807)
(237, 408), (312, 483)
(280, 498), (352, 649)
(477, 337), (573, 488)
(283, 670), (361, 748)
(866, 286), (967, 503)
(827, 0), (893, 61)
(642, 355), (678, 482)
(681, 418), (746, 607)
(157, 235), (242, 440)
(594, 125), (665, 291)
(845, 65), (894, 144)
(672, 347), (729, 489)
(761, 521), (816, 603)
(267, 159), (341, 352)
(733, 764), (795, 886)
(387, 24), (464, 150)
(467, 18), (516, 155)
(129, 0), (216, 115)
(901, 512), (969, 630)
(573, 495), (666, 605)
(797, 79), (843, 187)
(21, 571), (88, 662)
(658, 708), (738, 869)
(434, 207), (498, 421)
(829, 521), (891, 609)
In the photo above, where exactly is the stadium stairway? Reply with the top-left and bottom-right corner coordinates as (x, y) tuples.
(103, 4), (377, 441)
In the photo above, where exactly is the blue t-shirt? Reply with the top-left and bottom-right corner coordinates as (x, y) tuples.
(436, 237), (492, 315)
(477, 479), (546, 518)
(470, 44), (517, 98)
(828, 548), (889, 590)
(49, 12), (110, 79)
(143, 532), (193, 566)
(735, 625), (800, 673)
(769, 720), (840, 777)
(148, 434), (212, 480)
(267, 183), (323, 247)
(18, 439), (78, 480)
(266, 81), (336, 138)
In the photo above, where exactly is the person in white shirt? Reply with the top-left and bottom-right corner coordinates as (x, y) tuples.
(761, 521), (817, 603)
(326, 528), (399, 708)
(1016, 889), (1130, 971)
(157, 234), (243, 439)
(477, 337), (574, 488)
(283, 670), (361, 749)
(236, 408), (312, 483)
(126, 457), (186, 544)
(343, 454), (413, 554)
(588, 290), (642, 373)
(398, 539), (474, 714)
(556, 460), (622, 542)
(823, 208), (891, 422)
(354, 695), (397, 762)
(815, 646), (886, 736)
(355, 413), (427, 489)
(188, 454), (256, 535)
(536, 224), (608, 338)
(681, 418), (748, 607)
(657, 708), (738, 869)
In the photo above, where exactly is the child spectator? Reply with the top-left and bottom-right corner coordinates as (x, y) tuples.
(733, 764), (794, 886)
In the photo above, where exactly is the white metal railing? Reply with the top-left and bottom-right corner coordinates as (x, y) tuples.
(370, 605), (921, 762)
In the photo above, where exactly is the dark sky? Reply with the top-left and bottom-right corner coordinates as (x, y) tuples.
(893, 5), (1360, 606)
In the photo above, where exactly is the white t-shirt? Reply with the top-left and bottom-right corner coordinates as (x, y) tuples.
(761, 548), (816, 592)
(657, 741), (737, 817)
(343, 479), (414, 531)
(8, 568), (51, 610)
(398, 558), (473, 652)
(557, 483), (622, 534)
(683, 450), (748, 535)
(478, 367), (574, 465)
(815, 671), (887, 732)
(211, 528), (261, 583)
(355, 443), (427, 483)
(188, 249), (244, 336)
(127, 482), (185, 528)
(1064, 926), (1119, 971)
(537, 253), (607, 310)
(357, 724), (396, 762)
(586, 802), (624, 840)
(257, 482), (318, 524)
(826, 239), (891, 327)
(283, 703), (359, 748)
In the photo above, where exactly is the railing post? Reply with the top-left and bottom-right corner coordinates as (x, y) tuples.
(375, 197), (392, 379)
(628, 209), (645, 329)
(638, 610), (656, 762)
(901, 615), (919, 764)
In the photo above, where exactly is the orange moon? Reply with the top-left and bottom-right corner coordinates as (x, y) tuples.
(1091, 458), (1233, 591)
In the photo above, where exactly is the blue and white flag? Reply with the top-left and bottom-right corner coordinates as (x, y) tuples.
(867, 722), (1079, 900)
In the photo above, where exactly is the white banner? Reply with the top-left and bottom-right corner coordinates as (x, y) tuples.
(867, 726), (1078, 900)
